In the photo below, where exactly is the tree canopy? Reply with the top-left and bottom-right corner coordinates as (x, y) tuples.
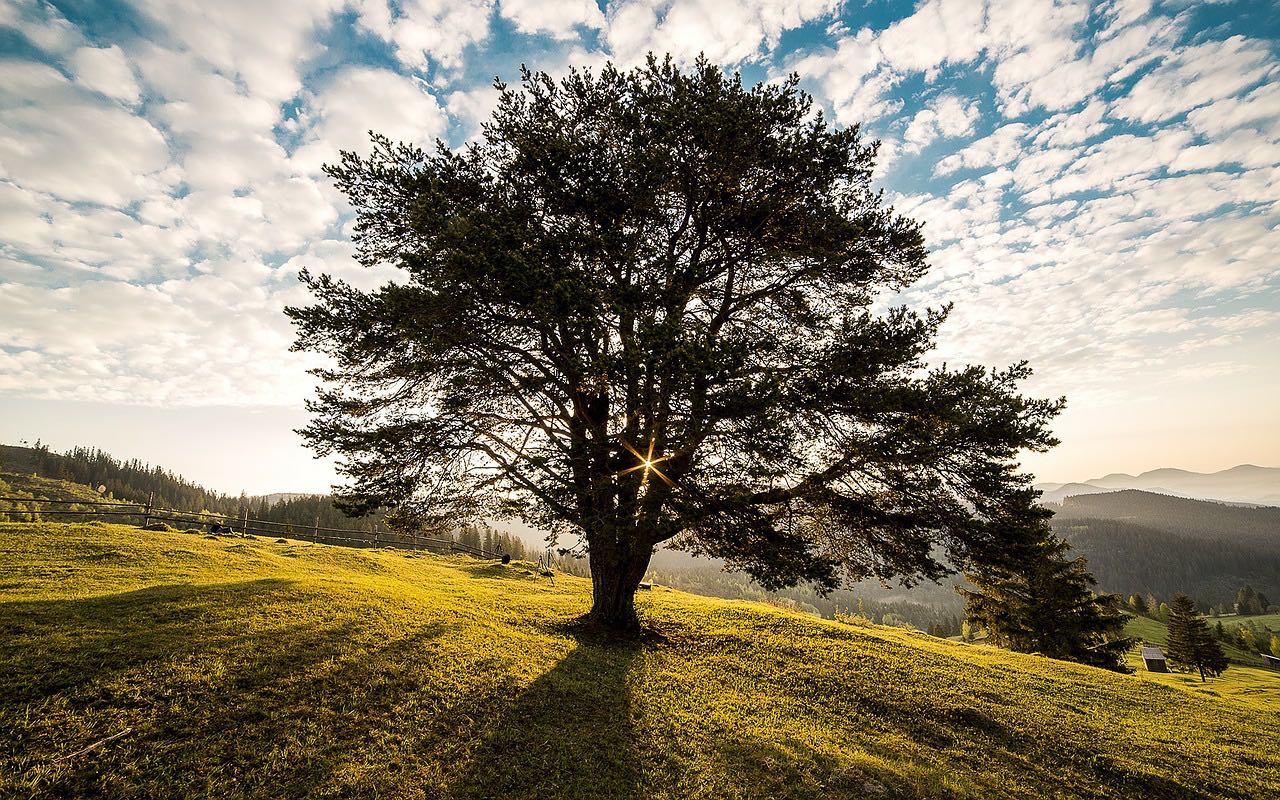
(288, 57), (1063, 632)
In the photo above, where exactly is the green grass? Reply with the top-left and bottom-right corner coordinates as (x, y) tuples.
(1124, 614), (1262, 665)
(0, 472), (109, 504)
(1123, 614), (1280, 711)
(1222, 611), (1280, 630)
(2, 522), (1278, 799)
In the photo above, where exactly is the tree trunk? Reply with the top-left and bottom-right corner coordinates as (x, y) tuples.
(586, 545), (653, 634)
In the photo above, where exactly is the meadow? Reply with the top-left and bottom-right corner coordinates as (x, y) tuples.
(2, 521), (1277, 799)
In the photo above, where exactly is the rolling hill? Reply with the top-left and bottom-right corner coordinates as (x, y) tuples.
(2, 521), (1277, 799)
(1049, 490), (1280, 606)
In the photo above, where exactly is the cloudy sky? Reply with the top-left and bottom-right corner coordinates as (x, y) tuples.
(1, 0), (1277, 495)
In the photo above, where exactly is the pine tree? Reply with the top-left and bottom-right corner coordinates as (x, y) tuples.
(288, 58), (1063, 634)
(1128, 594), (1148, 615)
(1165, 594), (1228, 682)
(959, 517), (1132, 672)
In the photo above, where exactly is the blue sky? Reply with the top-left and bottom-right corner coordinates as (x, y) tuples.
(1, 0), (1277, 494)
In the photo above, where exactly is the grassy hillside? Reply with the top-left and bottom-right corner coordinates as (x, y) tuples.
(2, 522), (1278, 799)
(0, 472), (109, 504)
(1122, 616), (1279, 711)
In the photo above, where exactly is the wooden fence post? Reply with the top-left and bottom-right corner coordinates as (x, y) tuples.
(142, 492), (153, 528)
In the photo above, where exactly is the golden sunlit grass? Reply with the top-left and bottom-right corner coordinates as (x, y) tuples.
(1123, 614), (1280, 711)
(2, 521), (1277, 799)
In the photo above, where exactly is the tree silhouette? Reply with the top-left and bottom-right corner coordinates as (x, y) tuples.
(289, 57), (1062, 633)
(959, 516), (1132, 671)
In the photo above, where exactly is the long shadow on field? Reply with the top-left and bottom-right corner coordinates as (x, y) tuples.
(0, 579), (452, 798)
(0, 579), (307, 700)
(447, 635), (644, 800)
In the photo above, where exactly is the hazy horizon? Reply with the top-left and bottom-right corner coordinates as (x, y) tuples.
(1, 397), (1274, 496)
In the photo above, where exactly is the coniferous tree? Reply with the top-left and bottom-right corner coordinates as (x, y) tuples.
(1165, 594), (1228, 682)
(1128, 594), (1148, 615)
(959, 515), (1132, 672)
(288, 57), (1062, 633)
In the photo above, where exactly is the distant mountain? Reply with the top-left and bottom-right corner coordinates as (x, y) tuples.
(1033, 482), (1114, 504)
(1037, 464), (1280, 506)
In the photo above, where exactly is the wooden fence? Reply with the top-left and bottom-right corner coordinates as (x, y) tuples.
(0, 496), (502, 558)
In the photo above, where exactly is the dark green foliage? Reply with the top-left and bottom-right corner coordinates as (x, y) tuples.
(959, 516), (1132, 672)
(1052, 492), (1280, 608)
(288, 57), (1062, 632)
(1235, 585), (1269, 615)
(1165, 594), (1228, 682)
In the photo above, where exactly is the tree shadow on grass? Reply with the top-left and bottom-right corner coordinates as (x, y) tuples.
(446, 633), (645, 800)
(0, 579), (310, 700)
(0, 579), (453, 798)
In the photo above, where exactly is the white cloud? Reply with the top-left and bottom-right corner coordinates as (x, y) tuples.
(788, 28), (898, 125)
(0, 0), (84, 55)
(500, 0), (603, 38)
(355, 0), (495, 72)
(876, 0), (986, 74)
(1114, 35), (1278, 124)
(902, 94), (979, 152)
(446, 83), (504, 140)
(0, 60), (173, 206)
(1185, 81), (1280, 138)
(68, 45), (141, 104)
(606, 0), (839, 67)
(133, 0), (345, 104)
(292, 66), (449, 174)
(935, 122), (1030, 175)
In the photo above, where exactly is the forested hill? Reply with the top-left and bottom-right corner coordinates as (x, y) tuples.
(1055, 490), (1280, 545)
(1050, 490), (1280, 607)
(1, 443), (241, 514)
(0, 442), (364, 531)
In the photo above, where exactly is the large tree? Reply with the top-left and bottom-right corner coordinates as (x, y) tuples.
(288, 57), (1063, 633)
